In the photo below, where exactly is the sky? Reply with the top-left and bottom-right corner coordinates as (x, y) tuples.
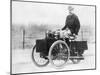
(12, 1), (95, 27)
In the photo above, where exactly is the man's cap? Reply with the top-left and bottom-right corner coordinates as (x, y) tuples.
(68, 6), (74, 11)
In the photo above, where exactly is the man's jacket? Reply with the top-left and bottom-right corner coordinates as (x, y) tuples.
(62, 14), (80, 35)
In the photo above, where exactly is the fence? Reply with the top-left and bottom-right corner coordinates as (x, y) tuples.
(12, 25), (95, 49)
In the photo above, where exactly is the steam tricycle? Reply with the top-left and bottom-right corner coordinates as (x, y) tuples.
(32, 29), (88, 68)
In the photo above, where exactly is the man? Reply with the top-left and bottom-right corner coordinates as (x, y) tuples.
(62, 6), (80, 36)
(62, 6), (82, 57)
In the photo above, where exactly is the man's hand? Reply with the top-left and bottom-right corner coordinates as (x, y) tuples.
(73, 33), (76, 36)
(73, 33), (78, 39)
(65, 28), (69, 31)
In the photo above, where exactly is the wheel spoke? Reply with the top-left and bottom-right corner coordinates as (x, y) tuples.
(49, 40), (69, 68)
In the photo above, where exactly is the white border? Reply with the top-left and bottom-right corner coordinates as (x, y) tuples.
(0, 0), (100, 75)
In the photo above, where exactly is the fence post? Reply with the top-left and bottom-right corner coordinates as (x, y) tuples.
(81, 29), (83, 41)
(23, 29), (25, 49)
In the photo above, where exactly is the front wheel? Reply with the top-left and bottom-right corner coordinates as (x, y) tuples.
(48, 40), (70, 68)
(32, 45), (49, 67)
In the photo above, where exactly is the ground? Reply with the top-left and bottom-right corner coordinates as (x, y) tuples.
(12, 43), (95, 74)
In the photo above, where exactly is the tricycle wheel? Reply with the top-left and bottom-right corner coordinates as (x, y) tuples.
(48, 40), (70, 68)
(71, 59), (81, 64)
(32, 45), (49, 67)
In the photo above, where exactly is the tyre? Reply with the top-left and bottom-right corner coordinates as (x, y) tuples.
(70, 52), (81, 64)
(32, 45), (49, 67)
(48, 40), (70, 68)
(71, 59), (81, 64)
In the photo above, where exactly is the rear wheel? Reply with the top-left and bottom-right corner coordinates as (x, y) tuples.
(49, 40), (70, 68)
(32, 45), (49, 67)
(71, 58), (81, 64)
(71, 50), (84, 64)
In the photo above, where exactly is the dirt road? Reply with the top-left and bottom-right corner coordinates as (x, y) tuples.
(12, 43), (95, 74)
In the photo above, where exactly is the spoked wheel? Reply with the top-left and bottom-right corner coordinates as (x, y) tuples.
(71, 58), (81, 64)
(32, 45), (49, 67)
(70, 52), (82, 64)
(70, 53), (81, 64)
(49, 40), (70, 68)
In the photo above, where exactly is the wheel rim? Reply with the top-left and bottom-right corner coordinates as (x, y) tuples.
(49, 40), (69, 68)
(32, 45), (49, 67)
